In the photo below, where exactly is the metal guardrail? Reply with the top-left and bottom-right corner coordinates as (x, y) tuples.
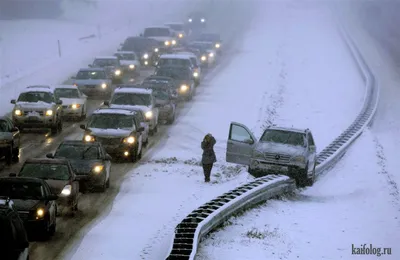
(164, 21), (380, 260)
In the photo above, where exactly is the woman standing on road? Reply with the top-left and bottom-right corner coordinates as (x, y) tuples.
(201, 133), (216, 182)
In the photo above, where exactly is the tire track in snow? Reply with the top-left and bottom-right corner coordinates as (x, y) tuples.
(372, 135), (400, 212)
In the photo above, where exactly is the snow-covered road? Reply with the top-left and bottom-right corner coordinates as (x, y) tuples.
(66, 1), (366, 260)
(195, 1), (398, 260)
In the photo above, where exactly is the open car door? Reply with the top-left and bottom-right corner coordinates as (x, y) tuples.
(226, 121), (257, 166)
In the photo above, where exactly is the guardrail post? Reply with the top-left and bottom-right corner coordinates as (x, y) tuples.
(57, 40), (61, 57)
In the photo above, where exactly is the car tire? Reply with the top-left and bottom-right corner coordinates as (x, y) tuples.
(49, 219), (56, 236)
(166, 113), (175, 125)
(80, 106), (86, 120)
(297, 165), (309, 188)
(137, 146), (142, 160)
(305, 164), (316, 187)
(98, 180), (106, 193)
(105, 177), (110, 188)
(130, 146), (138, 163)
(12, 146), (19, 163)
(143, 136), (148, 147)
(5, 146), (12, 165)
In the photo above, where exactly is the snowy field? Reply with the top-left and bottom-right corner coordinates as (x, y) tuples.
(0, 0), (196, 115)
(64, 1), (366, 260)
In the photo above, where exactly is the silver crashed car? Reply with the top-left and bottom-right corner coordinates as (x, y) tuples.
(71, 68), (112, 98)
(226, 122), (317, 187)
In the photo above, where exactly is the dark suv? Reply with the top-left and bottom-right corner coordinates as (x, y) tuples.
(0, 116), (20, 165)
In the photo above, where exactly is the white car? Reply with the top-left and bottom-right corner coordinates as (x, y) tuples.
(104, 86), (159, 134)
(142, 26), (177, 48)
(54, 85), (87, 119)
(164, 22), (186, 39)
(114, 51), (141, 76)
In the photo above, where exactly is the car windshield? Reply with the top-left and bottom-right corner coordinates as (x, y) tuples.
(19, 163), (70, 181)
(152, 89), (170, 100)
(76, 70), (106, 80)
(54, 88), (79, 99)
(55, 144), (99, 160)
(158, 58), (190, 67)
(93, 59), (119, 67)
(189, 42), (213, 51)
(17, 91), (53, 103)
(144, 28), (170, 37)
(155, 69), (190, 80)
(114, 53), (136, 60)
(111, 93), (151, 106)
(198, 34), (220, 41)
(123, 38), (148, 50)
(0, 120), (8, 132)
(167, 24), (184, 31)
(88, 114), (133, 129)
(0, 182), (45, 200)
(260, 130), (305, 146)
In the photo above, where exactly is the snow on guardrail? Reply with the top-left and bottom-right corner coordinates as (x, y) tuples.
(164, 18), (380, 260)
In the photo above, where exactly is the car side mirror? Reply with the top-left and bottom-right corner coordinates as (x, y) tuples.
(9, 173), (17, 177)
(103, 100), (110, 106)
(80, 124), (86, 130)
(47, 194), (58, 200)
(56, 100), (63, 105)
(243, 138), (254, 145)
(10, 99), (16, 104)
(138, 126), (145, 132)
(105, 154), (112, 160)
(46, 153), (54, 158)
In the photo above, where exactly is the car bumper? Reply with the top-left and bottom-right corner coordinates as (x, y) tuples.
(249, 159), (306, 177)
(57, 195), (75, 209)
(12, 116), (56, 128)
(102, 143), (135, 156)
(24, 219), (48, 233)
(76, 173), (106, 189)
(159, 107), (173, 120)
(62, 107), (83, 117)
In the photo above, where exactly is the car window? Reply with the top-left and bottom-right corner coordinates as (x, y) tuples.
(76, 70), (106, 79)
(144, 28), (170, 37)
(0, 120), (10, 132)
(54, 88), (80, 99)
(111, 93), (151, 106)
(0, 182), (44, 199)
(17, 91), (54, 103)
(189, 58), (198, 66)
(159, 58), (190, 67)
(152, 89), (170, 100)
(260, 130), (305, 146)
(230, 124), (253, 142)
(93, 59), (119, 67)
(155, 69), (191, 80)
(88, 114), (134, 130)
(55, 144), (100, 160)
(308, 133), (315, 146)
(115, 53), (136, 60)
(19, 163), (71, 181)
(167, 24), (184, 31)
(135, 112), (144, 122)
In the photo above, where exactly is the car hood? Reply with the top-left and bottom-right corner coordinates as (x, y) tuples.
(255, 142), (305, 156)
(109, 104), (152, 113)
(176, 79), (191, 86)
(120, 60), (140, 66)
(59, 98), (84, 106)
(148, 36), (173, 42)
(0, 132), (13, 141)
(88, 127), (132, 138)
(66, 159), (103, 175)
(45, 179), (69, 194)
(13, 199), (42, 211)
(16, 101), (52, 110)
(74, 79), (110, 85)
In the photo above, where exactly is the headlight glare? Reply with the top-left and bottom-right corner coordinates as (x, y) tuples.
(84, 135), (95, 142)
(14, 109), (22, 116)
(101, 83), (107, 89)
(209, 53), (214, 57)
(154, 48), (159, 52)
(45, 110), (53, 116)
(193, 72), (199, 77)
(180, 85), (188, 92)
(164, 41), (170, 46)
(60, 185), (72, 196)
(143, 53), (149, 59)
(129, 64), (135, 69)
(123, 136), (135, 144)
(178, 33), (183, 38)
(145, 111), (153, 119)
(215, 43), (221, 48)
(115, 70), (121, 76)
(93, 165), (104, 173)
(36, 208), (44, 217)
(201, 56), (207, 61)
(201, 18), (205, 23)
(172, 40), (176, 45)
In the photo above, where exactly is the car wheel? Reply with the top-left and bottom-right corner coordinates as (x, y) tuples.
(143, 136), (148, 147)
(105, 177), (110, 188)
(5, 146), (12, 165)
(137, 146), (142, 160)
(130, 146), (138, 162)
(12, 146), (19, 163)
(80, 106), (86, 120)
(49, 219), (56, 236)
(166, 113), (175, 125)
(98, 180), (106, 192)
(306, 164), (316, 187)
(297, 165), (309, 188)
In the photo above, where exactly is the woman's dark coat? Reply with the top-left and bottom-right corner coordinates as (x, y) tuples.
(201, 136), (217, 164)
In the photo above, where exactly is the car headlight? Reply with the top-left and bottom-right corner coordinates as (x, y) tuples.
(115, 69), (121, 76)
(201, 55), (207, 61)
(172, 40), (177, 45)
(144, 60), (149, 65)
(60, 185), (72, 196)
(193, 72), (199, 77)
(101, 83), (107, 89)
(71, 104), (81, 109)
(165, 41), (170, 46)
(45, 110), (53, 116)
(145, 111), (153, 119)
(180, 85), (188, 92)
(154, 48), (159, 53)
(129, 64), (135, 69)
(178, 33), (183, 38)
(143, 53), (149, 59)
(14, 109), (22, 116)
(84, 135), (95, 142)
(209, 53), (214, 57)
(188, 18), (192, 22)
(93, 165), (104, 173)
(201, 18), (205, 23)
(36, 208), (45, 217)
(215, 43), (221, 48)
(123, 136), (135, 144)
(291, 156), (305, 163)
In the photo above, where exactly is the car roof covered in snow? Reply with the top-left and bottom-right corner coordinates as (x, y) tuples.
(94, 56), (118, 60)
(160, 54), (192, 60)
(145, 26), (170, 30)
(23, 85), (54, 93)
(79, 67), (106, 72)
(114, 87), (152, 94)
(115, 51), (136, 54)
(175, 52), (197, 58)
(93, 108), (136, 116)
(266, 126), (308, 134)
(60, 140), (102, 146)
(190, 41), (214, 45)
(53, 85), (78, 90)
(25, 157), (69, 165)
